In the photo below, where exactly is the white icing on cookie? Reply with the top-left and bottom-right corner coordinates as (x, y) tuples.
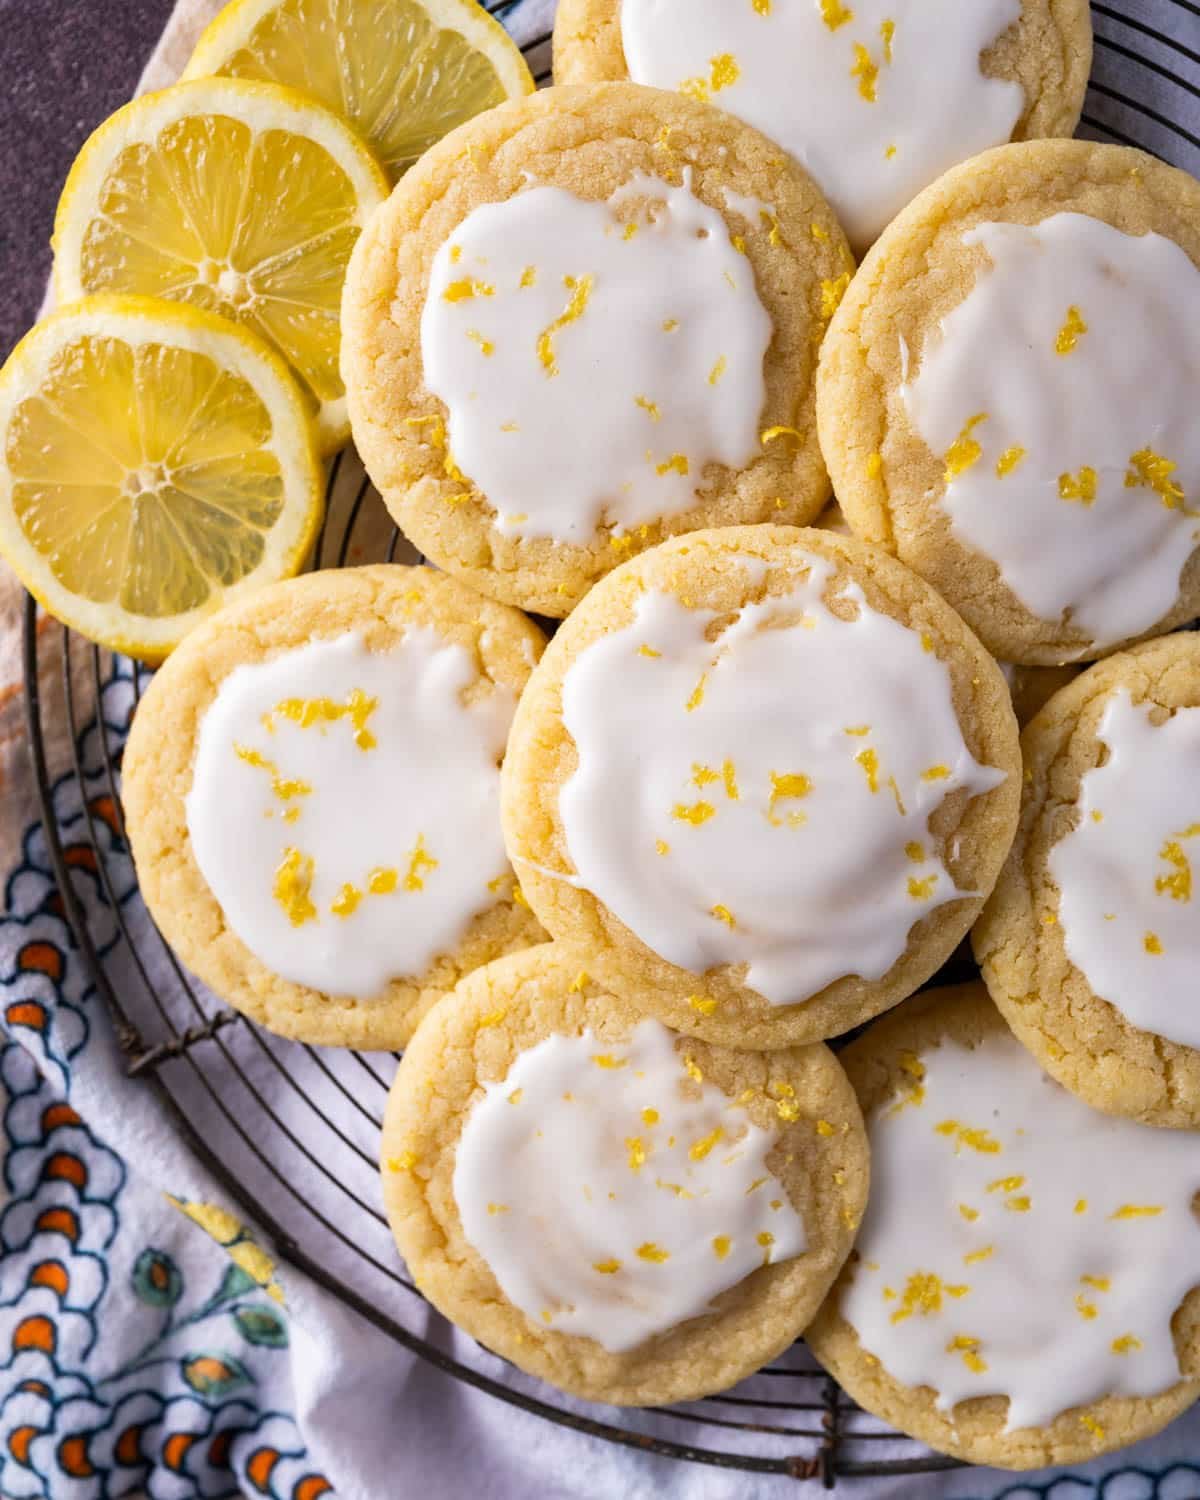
(558, 550), (1005, 1005)
(1048, 687), (1200, 1049)
(187, 630), (514, 996)
(453, 1017), (805, 1352)
(844, 1026), (1200, 1429)
(420, 173), (771, 543)
(620, 0), (1021, 250)
(903, 213), (1200, 649)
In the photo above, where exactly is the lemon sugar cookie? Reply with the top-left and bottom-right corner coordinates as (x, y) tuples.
(975, 633), (1200, 1128)
(341, 82), (852, 617)
(501, 526), (1020, 1049)
(806, 985), (1200, 1468)
(818, 140), (1200, 665)
(123, 565), (545, 1048)
(381, 944), (868, 1404)
(554, 0), (1090, 252)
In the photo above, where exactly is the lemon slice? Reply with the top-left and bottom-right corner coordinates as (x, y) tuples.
(0, 296), (322, 660)
(182, 0), (534, 182)
(52, 79), (389, 454)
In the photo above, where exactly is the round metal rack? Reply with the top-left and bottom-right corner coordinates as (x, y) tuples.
(19, 0), (1200, 1485)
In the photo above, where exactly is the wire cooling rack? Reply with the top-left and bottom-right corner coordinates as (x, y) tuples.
(19, 0), (1200, 1485)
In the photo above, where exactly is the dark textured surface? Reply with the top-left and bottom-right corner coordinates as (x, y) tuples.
(0, 0), (175, 360)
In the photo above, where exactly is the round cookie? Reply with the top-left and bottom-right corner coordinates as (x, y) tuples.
(818, 139), (1200, 665)
(341, 82), (852, 619)
(123, 564), (545, 1049)
(975, 632), (1200, 1128)
(380, 942), (868, 1405)
(554, 0), (1090, 252)
(501, 524), (1020, 1049)
(806, 984), (1200, 1469)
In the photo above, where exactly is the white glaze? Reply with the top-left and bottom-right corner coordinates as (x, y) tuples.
(187, 630), (514, 996)
(844, 1027), (1200, 1429)
(619, 0), (1021, 250)
(904, 213), (1200, 649)
(420, 174), (771, 543)
(1049, 688), (1200, 1049)
(558, 550), (1005, 1005)
(453, 1017), (805, 1352)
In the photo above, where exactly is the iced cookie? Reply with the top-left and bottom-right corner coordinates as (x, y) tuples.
(806, 984), (1200, 1468)
(554, 0), (1090, 252)
(381, 943), (868, 1404)
(501, 525), (1020, 1050)
(341, 83), (852, 618)
(975, 633), (1200, 1128)
(818, 140), (1200, 665)
(123, 565), (545, 1048)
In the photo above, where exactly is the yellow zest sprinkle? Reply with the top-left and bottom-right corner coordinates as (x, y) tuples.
(537, 274), (594, 376)
(850, 42), (878, 100)
(757, 1230), (775, 1264)
(1156, 840), (1192, 901)
(821, 272), (851, 318)
(816, 1119), (836, 1137)
(656, 1179), (692, 1199)
(1080, 1415), (1106, 1441)
(1081, 1275), (1111, 1291)
(921, 764), (950, 782)
(890, 1272), (969, 1324)
(234, 746), (313, 802)
(636, 644), (662, 661)
(655, 839), (670, 856)
(682, 1055), (704, 1084)
(642, 1107), (659, 1125)
(1075, 1293), (1099, 1321)
(443, 278), (494, 302)
(369, 867), (399, 896)
(768, 770), (813, 826)
(466, 329), (494, 356)
(1075, 1199), (1088, 1215)
(626, 1136), (647, 1171)
(673, 800), (715, 825)
(1112, 1334), (1143, 1355)
(519, 265), (537, 288)
(943, 412), (988, 482)
(540, 1310), (552, 1324)
(568, 970), (590, 993)
(1059, 466), (1098, 505)
(283, 808), (300, 824)
(713, 1235), (732, 1260)
(1092, 810), (1104, 823)
(996, 445), (1026, 478)
(899, 1052), (926, 1080)
(865, 451), (883, 479)
(720, 759), (740, 800)
(487, 1202), (509, 1215)
(777, 1099), (801, 1122)
(856, 747), (880, 793)
(1005, 1195), (1031, 1212)
(880, 17), (895, 58)
(964, 1246), (994, 1265)
(592, 1054), (627, 1070)
(708, 355), (728, 386)
(935, 1120), (1001, 1155)
(513, 883), (529, 907)
(752, 0), (771, 12)
(987, 1175), (1025, 1193)
(331, 883), (362, 918)
(820, 0), (854, 26)
(662, 318), (679, 333)
(622, 221), (638, 241)
(731, 233), (747, 256)
(1111, 1204), (1163, 1219)
(477, 1008), (507, 1029)
(449, 245), (462, 264)
(907, 874), (938, 901)
(686, 674), (707, 712)
(1055, 305), (1088, 355)
(746, 1176), (768, 1196)
(946, 1335), (987, 1374)
(388, 1150), (419, 1173)
(609, 533), (634, 554)
(711, 51), (741, 89)
(711, 903), (737, 929)
(761, 425), (803, 446)
(656, 452), (689, 477)
(1144, 931), (1164, 955)
(905, 842), (926, 864)
(636, 1242), (670, 1263)
(959, 1204), (979, 1222)
(690, 1126), (724, 1161)
(693, 764), (720, 788)
(593, 1259), (621, 1274)
(404, 834), (439, 892)
(273, 847), (317, 927)
(634, 395), (661, 421)
(688, 994), (718, 1016)
(507, 1088), (523, 1105)
(1126, 447), (1185, 509)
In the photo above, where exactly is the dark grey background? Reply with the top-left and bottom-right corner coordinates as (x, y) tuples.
(0, 0), (175, 360)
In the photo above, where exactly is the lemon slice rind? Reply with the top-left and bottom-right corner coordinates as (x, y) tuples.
(0, 295), (323, 661)
(51, 79), (389, 455)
